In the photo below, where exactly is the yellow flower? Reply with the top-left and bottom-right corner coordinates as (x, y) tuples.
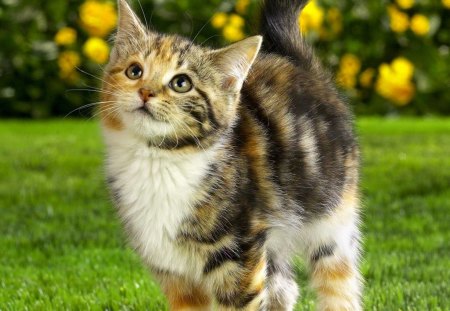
(359, 68), (375, 88)
(299, 0), (324, 34)
(391, 57), (414, 80)
(375, 58), (415, 105)
(396, 0), (414, 9)
(223, 25), (245, 42)
(336, 54), (360, 90)
(443, 0), (450, 9)
(229, 14), (245, 28)
(327, 8), (343, 34)
(340, 54), (361, 76)
(211, 12), (228, 29)
(337, 71), (357, 90)
(58, 51), (81, 79)
(388, 5), (409, 33)
(235, 0), (250, 15)
(54, 27), (77, 46)
(83, 37), (110, 64)
(410, 14), (430, 36)
(79, 1), (117, 37)
(377, 77), (415, 105)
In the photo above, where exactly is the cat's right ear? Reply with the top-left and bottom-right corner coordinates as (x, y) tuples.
(110, 0), (147, 62)
(209, 36), (262, 93)
(115, 0), (147, 41)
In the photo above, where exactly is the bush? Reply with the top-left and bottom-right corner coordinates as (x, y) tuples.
(0, 0), (449, 118)
(302, 0), (450, 115)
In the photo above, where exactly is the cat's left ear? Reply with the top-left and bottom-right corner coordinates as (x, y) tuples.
(210, 36), (262, 92)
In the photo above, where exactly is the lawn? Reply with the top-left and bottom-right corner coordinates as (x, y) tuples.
(0, 118), (449, 310)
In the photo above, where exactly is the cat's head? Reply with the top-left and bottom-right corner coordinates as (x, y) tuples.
(101, 0), (261, 150)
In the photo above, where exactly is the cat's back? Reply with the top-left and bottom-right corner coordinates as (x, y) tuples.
(240, 52), (359, 217)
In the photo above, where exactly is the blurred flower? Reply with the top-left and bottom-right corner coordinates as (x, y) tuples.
(391, 57), (414, 80)
(229, 14), (245, 28)
(223, 25), (245, 42)
(395, 0), (414, 10)
(79, 1), (117, 37)
(212, 12), (246, 42)
(83, 37), (110, 64)
(375, 57), (415, 105)
(327, 8), (343, 34)
(410, 14), (430, 36)
(58, 51), (80, 80)
(54, 27), (77, 46)
(336, 54), (361, 90)
(299, 0), (324, 34)
(337, 71), (357, 89)
(443, 0), (450, 8)
(359, 68), (375, 88)
(211, 12), (228, 29)
(388, 5), (409, 33)
(235, 0), (250, 15)
(340, 54), (361, 76)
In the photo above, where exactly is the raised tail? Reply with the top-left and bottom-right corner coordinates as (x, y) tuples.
(260, 0), (313, 68)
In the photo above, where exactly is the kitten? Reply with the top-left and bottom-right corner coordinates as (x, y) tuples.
(101, 0), (363, 310)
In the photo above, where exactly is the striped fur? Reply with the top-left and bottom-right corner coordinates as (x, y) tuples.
(101, 0), (363, 310)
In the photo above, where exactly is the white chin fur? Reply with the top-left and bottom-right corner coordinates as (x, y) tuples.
(121, 109), (175, 139)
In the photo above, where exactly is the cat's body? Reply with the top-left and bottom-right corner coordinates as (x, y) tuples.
(101, 0), (363, 310)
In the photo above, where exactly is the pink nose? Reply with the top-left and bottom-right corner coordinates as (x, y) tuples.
(138, 88), (154, 102)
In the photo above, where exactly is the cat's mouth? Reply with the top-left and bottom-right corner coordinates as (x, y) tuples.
(136, 106), (153, 116)
(134, 105), (166, 123)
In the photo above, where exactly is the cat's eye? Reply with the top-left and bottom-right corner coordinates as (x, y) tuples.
(170, 74), (192, 93)
(126, 63), (143, 80)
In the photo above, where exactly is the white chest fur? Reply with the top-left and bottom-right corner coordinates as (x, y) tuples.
(104, 130), (214, 277)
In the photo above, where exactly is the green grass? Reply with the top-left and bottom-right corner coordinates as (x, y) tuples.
(1, 118), (449, 310)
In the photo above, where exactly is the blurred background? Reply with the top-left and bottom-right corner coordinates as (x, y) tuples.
(1, 0), (449, 310)
(0, 0), (449, 117)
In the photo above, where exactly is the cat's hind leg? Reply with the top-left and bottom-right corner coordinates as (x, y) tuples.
(302, 193), (363, 311)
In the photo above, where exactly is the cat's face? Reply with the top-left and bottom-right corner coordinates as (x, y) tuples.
(101, 0), (261, 150)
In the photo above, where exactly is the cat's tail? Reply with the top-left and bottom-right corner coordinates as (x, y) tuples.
(259, 0), (314, 68)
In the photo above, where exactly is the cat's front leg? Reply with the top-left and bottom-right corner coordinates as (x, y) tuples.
(153, 270), (213, 311)
(265, 257), (299, 311)
(205, 250), (268, 311)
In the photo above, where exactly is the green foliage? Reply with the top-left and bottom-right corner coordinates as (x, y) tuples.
(314, 0), (450, 115)
(0, 118), (449, 309)
(0, 0), (228, 118)
(0, 1), (71, 117)
(0, 0), (449, 118)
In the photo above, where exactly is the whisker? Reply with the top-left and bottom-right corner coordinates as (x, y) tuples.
(64, 101), (117, 118)
(137, 0), (149, 30)
(184, 12), (194, 39)
(167, 118), (180, 149)
(75, 67), (118, 90)
(171, 113), (207, 153)
(191, 15), (214, 45)
(180, 14), (216, 64)
(158, 121), (169, 148)
(90, 104), (121, 121)
(65, 88), (119, 97)
(199, 34), (221, 47)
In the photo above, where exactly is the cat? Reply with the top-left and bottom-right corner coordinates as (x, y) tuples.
(100, 0), (363, 310)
